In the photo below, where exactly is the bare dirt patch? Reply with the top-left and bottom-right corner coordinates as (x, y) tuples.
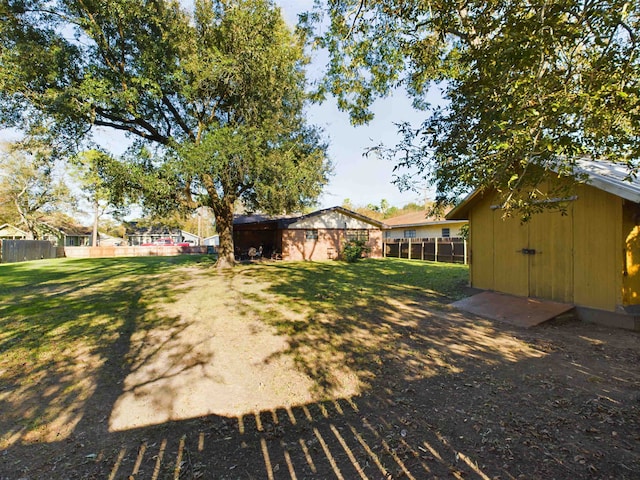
(1, 259), (639, 479)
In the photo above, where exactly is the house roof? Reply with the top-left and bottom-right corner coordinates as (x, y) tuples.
(234, 206), (385, 229)
(233, 213), (298, 227)
(383, 210), (463, 229)
(0, 223), (28, 236)
(40, 218), (92, 237)
(446, 158), (640, 220)
(125, 223), (183, 235)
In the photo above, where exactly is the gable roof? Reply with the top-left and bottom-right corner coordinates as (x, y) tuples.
(39, 218), (92, 237)
(0, 223), (29, 237)
(234, 206), (385, 229)
(446, 158), (640, 220)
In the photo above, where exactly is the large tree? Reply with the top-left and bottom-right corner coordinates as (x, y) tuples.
(303, 1), (640, 214)
(0, 0), (330, 266)
(0, 144), (73, 238)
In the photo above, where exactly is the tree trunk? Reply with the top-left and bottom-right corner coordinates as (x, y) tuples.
(92, 199), (100, 247)
(212, 199), (236, 268)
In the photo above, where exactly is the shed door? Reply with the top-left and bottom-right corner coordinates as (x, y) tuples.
(527, 208), (574, 303)
(492, 210), (529, 297)
(492, 206), (574, 303)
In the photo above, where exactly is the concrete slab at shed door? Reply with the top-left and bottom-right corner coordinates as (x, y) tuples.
(451, 291), (574, 328)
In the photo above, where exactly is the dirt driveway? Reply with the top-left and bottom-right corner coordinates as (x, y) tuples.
(1, 261), (639, 479)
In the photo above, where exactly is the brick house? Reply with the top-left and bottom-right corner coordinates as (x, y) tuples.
(233, 206), (384, 261)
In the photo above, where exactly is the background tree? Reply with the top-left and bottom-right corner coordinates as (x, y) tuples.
(0, 144), (73, 238)
(71, 150), (123, 246)
(1, 0), (330, 266)
(303, 1), (640, 215)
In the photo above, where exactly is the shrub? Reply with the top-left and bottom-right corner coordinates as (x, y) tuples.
(343, 239), (369, 262)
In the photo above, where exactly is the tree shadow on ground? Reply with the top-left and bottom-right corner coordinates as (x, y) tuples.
(0, 258), (639, 479)
(0, 256), (209, 452)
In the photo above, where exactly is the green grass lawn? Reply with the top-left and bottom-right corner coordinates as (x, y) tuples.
(0, 256), (468, 445)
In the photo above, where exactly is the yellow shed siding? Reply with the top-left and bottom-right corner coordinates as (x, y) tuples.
(491, 208), (529, 298)
(572, 185), (622, 311)
(466, 182), (629, 311)
(528, 207), (574, 303)
(469, 193), (495, 291)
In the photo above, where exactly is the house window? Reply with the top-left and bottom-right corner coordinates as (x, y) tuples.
(305, 229), (318, 240)
(346, 229), (369, 242)
(404, 229), (416, 239)
(442, 228), (451, 238)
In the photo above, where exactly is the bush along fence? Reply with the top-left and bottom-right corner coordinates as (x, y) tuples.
(383, 237), (467, 264)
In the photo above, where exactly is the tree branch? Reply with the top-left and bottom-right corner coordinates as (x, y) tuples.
(162, 95), (195, 141)
(345, 0), (366, 40)
(93, 119), (169, 145)
(94, 107), (170, 144)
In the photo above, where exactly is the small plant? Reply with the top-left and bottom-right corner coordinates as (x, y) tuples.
(459, 223), (469, 240)
(342, 239), (369, 262)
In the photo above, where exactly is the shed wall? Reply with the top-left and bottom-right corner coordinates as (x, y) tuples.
(572, 185), (622, 311)
(468, 193), (495, 291)
(468, 183), (625, 312)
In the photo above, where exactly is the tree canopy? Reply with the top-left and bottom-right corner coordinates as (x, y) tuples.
(0, 144), (73, 238)
(303, 0), (640, 214)
(1, 0), (330, 266)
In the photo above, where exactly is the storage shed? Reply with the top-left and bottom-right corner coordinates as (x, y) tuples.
(447, 160), (640, 330)
(233, 206), (384, 261)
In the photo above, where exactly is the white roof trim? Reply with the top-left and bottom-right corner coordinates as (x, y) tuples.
(576, 159), (640, 203)
(384, 219), (466, 229)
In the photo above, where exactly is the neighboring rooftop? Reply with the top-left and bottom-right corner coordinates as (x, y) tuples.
(383, 210), (455, 228)
(234, 206), (385, 228)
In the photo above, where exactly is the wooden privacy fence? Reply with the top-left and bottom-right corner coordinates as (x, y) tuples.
(0, 242), (215, 264)
(0, 240), (60, 264)
(64, 245), (212, 258)
(383, 237), (467, 264)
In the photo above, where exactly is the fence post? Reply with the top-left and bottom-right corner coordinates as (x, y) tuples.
(463, 238), (468, 265)
(407, 238), (411, 260)
(434, 238), (439, 262)
(383, 241), (386, 258)
(421, 241), (424, 261)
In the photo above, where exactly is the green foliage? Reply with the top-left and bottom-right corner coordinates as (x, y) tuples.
(342, 239), (368, 262)
(304, 1), (640, 216)
(458, 223), (469, 241)
(0, 144), (74, 238)
(0, 0), (330, 266)
(342, 199), (426, 221)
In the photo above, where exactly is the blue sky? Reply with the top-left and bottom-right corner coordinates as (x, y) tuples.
(276, 0), (433, 209)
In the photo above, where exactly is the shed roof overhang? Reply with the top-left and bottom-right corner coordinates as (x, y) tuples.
(445, 159), (640, 220)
